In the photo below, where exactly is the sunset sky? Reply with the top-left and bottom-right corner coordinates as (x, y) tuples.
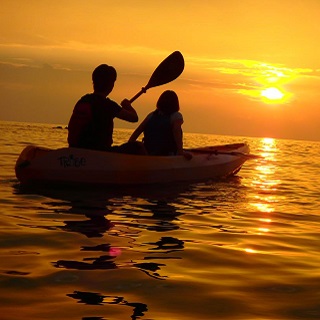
(1, 0), (320, 141)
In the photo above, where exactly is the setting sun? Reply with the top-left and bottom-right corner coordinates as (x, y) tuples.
(261, 87), (284, 101)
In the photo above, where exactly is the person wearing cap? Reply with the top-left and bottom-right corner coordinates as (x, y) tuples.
(67, 64), (139, 151)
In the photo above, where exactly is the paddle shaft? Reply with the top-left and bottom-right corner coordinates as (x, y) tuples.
(129, 87), (147, 103)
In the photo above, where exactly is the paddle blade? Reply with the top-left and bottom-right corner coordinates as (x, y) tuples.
(145, 51), (184, 89)
(129, 51), (184, 103)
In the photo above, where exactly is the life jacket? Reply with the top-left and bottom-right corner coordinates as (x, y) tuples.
(143, 110), (178, 155)
(68, 94), (121, 150)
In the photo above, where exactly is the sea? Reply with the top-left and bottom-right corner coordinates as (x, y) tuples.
(0, 120), (319, 320)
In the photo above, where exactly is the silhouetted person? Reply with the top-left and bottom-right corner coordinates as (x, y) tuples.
(68, 64), (138, 151)
(129, 90), (191, 158)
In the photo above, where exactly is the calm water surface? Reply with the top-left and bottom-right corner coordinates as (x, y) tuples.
(0, 121), (320, 320)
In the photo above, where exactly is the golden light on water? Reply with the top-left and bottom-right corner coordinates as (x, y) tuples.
(251, 200), (275, 213)
(261, 138), (276, 151)
(243, 138), (281, 253)
(259, 218), (272, 223)
(246, 138), (284, 244)
(250, 138), (279, 215)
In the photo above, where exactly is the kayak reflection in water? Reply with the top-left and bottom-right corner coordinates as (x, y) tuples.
(67, 291), (148, 319)
(129, 90), (192, 159)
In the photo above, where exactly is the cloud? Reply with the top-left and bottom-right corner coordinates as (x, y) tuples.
(0, 41), (174, 70)
(182, 55), (320, 102)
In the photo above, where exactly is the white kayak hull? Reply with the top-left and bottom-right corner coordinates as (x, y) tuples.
(15, 143), (251, 186)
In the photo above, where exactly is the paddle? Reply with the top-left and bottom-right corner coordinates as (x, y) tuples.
(129, 51), (185, 103)
(186, 148), (262, 159)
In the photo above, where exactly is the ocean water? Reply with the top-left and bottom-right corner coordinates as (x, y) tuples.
(0, 120), (320, 320)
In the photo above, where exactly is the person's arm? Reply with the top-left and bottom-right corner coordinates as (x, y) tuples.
(172, 114), (192, 160)
(172, 118), (184, 155)
(67, 102), (92, 147)
(116, 99), (138, 123)
(128, 116), (149, 142)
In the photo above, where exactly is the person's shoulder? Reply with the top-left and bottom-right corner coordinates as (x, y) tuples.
(171, 111), (183, 121)
(74, 94), (91, 108)
(79, 93), (94, 103)
(147, 110), (156, 117)
(106, 97), (120, 106)
(144, 110), (157, 121)
(105, 97), (122, 114)
(105, 97), (115, 103)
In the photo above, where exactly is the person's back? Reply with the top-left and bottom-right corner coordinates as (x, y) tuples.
(68, 64), (138, 151)
(68, 93), (121, 150)
(129, 90), (188, 157)
(143, 109), (179, 155)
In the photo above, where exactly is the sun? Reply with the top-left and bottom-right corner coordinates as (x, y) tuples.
(261, 87), (284, 101)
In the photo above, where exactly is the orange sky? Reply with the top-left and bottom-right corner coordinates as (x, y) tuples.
(1, 0), (320, 141)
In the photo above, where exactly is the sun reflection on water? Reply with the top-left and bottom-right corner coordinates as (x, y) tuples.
(251, 138), (280, 208)
(244, 248), (257, 254)
(249, 138), (280, 232)
(239, 138), (281, 254)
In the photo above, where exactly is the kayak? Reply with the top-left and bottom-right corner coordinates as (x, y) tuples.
(15, 143), (252, 186)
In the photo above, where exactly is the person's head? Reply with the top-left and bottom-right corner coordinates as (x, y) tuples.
(156, 90), (180, 115)
(92, 64), (117, 94)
